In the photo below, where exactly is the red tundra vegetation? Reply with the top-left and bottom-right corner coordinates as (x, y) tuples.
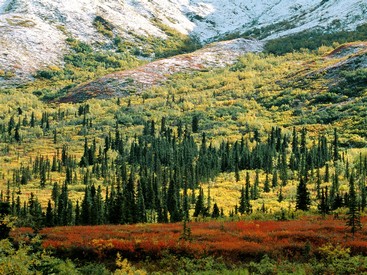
(11, 216), (367, 262)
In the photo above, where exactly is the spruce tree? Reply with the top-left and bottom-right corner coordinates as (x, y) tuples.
(212, 203), (220, 218)
(316, 168), (321, 199)
(318, 187), (329, 217)
(333, 128), (339, 161)
(324, 163), (330, 182)
(14, 125), (21, 143)
(346, 173), (362, 236)
(0, 201), (11, 239)
(238, 186), (246, 215)
(81, 187), (91, 225)
(235, 164), (240, 182)
(253, 169), (260, 199)
(192, 115), (199, 133)
(193, 187), (205, 217)
(361, 185), (367, 212)
(182, 181), (190, 221)
(75, 200), (81, 225)
(167, 179), (182, 222)
(296, 177), (311, 211)
(45, 200), (54, 227)
(263, 173), (270, 193)
(30, 112), (35, 127)
(245, 172), (251, 213)
(123, 168), (137, 224)
(136, 180), (147, 223)
(272, 170), (278, 188)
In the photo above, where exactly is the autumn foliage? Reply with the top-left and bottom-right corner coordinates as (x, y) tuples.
(11, 216), (367, 263)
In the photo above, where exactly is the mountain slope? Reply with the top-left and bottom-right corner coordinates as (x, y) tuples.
(0, 0), (367, 82)
(59, 38), (263, 102)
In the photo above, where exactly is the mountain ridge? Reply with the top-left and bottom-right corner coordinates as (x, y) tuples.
(1, 0), (367, 83)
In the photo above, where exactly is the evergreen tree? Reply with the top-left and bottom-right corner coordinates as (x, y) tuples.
(316, 168), (321, 199)
(91, 185), (104, 225)
(123, 168), (137, 224)
(235, 164), (240, 182)
(75, 200), (81, 225)
(193, 187), (205, 217)
(30, 112), (36, 127)
(245, 172), (251, 213)
(318, 187), (330, 217)
(0, 201), (11, 239)
(278, 187), (284, 202)
(53, 129), (57, 144)
(212, 203), (220, 218)
(45, 200), (54, 227)
(253, 169), (260, 199)
(272, 170), (278, 188)
(167, 179), (181, 222)
(296, 177), (311, 211)
(324, 163), (330, 182)
(14, 125), (21, 143)
(361, 185), (367, 212)
(238, 185), (246, 215)
(263, 173), (270, 193)
(8, 116), (15, 136)
(192, 115), (199, 133)
(333, 128), (339, 161)
(136, 180), (147, 223)
(346, 173), (362, 236)
(81, 187), (91, 225)
(182, 181), (190, 221)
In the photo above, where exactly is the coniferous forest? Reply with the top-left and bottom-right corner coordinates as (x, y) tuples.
(2, 121), (362, 228)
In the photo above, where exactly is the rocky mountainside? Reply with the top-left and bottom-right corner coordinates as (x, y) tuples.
(0, 0), (366, 82)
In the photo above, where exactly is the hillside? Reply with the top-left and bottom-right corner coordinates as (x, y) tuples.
(59, 38), (264, 102)
(0, 42), (366, 216)
(1, 0), (367, 82)
(56, 41), (367, 106)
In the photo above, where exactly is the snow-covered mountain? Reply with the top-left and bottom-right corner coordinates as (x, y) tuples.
(0, 0), (366, 81)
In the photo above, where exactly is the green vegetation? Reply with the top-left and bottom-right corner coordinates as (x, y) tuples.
(0, 237), (149, 274)
(264, 23), (367, 55)
(93, 16), (114, 38)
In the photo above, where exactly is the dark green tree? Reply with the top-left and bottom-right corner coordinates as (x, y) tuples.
(235, 164), (240, 182)
(278, 187), (284, 202)
(263, 173), (270, 193)
(136, 180), (147, 223)
(45, 200), (54, 227)
(0, 201), (11, 239)
(193, 187), (205, 218)
(296, 177), (311, 211)
(318, 187), (330, 217)
(212, 203), (220, 218)
(272, 170), (278, 188)
(75, 200), (81, 225)
(238, 185), (246, 215)
(192, 115), (199, 133)
(333, 128), (339, 161)
(346, 173), (362, 236)
(167, 179), (182, 222)
(81, 187), (92, 225)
